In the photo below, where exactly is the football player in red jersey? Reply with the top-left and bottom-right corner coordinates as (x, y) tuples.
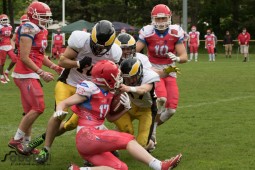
(0, 14), (17, 83)
(3, 14), (30, 82)
(136, 4), (188, 145)
(52, 28), (64, 59)
(8, 1), (62, 155)
(53, 60), (182, 170)
(204, 29), (216, 61)
(188, 26), (200, 62)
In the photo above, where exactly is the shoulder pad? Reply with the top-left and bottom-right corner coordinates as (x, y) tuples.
(169, 25), (184, 37)
(136, 53), (152, 69)
(20, 22), (40, 35)
(68, 31), (90, 50)
(139, 25), (155, 37)
(76, 81), (100, 97)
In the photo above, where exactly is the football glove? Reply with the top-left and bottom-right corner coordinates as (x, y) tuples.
(163, 66), (181, 75)
(53, 110), (68, 120)
(166, 52), (180, 63)
(120, 92), (131, 110)
(77, 56), (92, 69)
(36, 69), (54, 82)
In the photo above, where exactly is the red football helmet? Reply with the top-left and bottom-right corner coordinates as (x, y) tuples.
(0, 14), (9, 25)
(91, 60), (122, 89)
(20, 14), (29, 23)
(27, 1), (52, 28)
(151, 4), (172, 30)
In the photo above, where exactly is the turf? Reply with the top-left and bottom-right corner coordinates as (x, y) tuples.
(0, 54), (255, 170)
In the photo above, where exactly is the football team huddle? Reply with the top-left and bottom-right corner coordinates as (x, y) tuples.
(1, 1), (189, 170)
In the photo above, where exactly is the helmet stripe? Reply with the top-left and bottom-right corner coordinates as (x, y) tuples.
(129, 61), (140, 76)
(105, 32), (116, 46)
(91, 26), (98, 43)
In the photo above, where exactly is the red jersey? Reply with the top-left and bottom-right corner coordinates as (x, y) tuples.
(238, 32), (250, 45)
(0, 24), (12, 46)
(138, 25), (184, 65)
(188, 31), (200, 45)
(205, 34), (215, 47)
(71, 81), (114, 128)
(53, 34), (63, 45)
(13, 22), (48, 76)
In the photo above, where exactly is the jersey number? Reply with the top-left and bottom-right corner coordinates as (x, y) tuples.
(155, 44), (169, 57)
(99, 104), (109, 118)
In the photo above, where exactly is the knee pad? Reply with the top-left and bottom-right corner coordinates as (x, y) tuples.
(159, 108), (176, 122)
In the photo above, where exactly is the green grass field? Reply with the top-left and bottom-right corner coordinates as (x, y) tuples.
(0, 53), (255, 170)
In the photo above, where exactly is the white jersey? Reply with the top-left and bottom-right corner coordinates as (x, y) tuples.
(64, 31), (122, 87)
(129, 68), (159, 108)
(135, 52), (152, 69)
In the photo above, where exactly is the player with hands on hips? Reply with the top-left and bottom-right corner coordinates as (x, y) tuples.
(136, 4), (188, 146)
(53, 60), (182, 170)
(204, 29), (215, 62)
(188, 26), (200, 62)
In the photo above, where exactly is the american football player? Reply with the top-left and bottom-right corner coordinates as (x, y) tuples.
(205, 29), (216, 61)
(136, 4), (188, 145)
(188, 26), (200, 62)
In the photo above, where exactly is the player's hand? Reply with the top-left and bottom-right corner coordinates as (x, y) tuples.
(166, 52), (180, 63)
(119, 84), (130, 93)
(36, 69), (54, 82)
(120, 92), (131, 110)
(164, 65), (181, 74)
(78, 56), (92, 69)
(50, 64), (64, 75)
(53, 110), (68, 119)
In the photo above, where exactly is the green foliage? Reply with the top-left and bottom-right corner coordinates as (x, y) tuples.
(0, 55), (255, 169)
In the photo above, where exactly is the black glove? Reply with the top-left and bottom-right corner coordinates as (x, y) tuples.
(78, 56), (92, 69)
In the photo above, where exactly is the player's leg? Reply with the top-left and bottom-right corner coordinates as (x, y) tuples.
(9, 79), (44, 155)
(211, 47), (215, 61)
(4, 50), (17, 81)
(0, 50), (8, 83)
(35, 81), (76, 163)
(229, 44), (232, 58)
(113, 111), (134, 134)
(136, 108), (153, 148)
(189, 45), (194, 61)
(158, 77), (179, 126)
(194, 45), (198, 62)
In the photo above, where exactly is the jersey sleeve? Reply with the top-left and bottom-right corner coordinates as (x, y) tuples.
(169, 25), (185, 44)
(142, 69), (160, 85)
(138, 25), (155, 43)
(19, 22), (40, 39)
(76, 81), (100, 98)
(68, 31), (90, 52)
(136, 53), (152, 69)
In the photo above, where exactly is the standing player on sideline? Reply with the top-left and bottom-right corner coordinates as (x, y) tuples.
(237, 27), (250, 62)
(0, 14), (17, 83)
(19, 20), (122, 164)
(8, 1), (61, 154)
(205, 29), (215, 62)
(53, 60), (182, 170)
(188, 26), (200, 62)
(136, 4), (188, 145)
(52, 28), (64, 60)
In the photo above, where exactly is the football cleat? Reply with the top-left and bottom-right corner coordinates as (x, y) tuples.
(28, 135), (45, 149)
(8, 138), (22, 149)
(68, 163), (80, 170)
(16, 143), (40, 155)
(35, 148), (49, 164)
(161, 153), (182, 170)
(0, 77), (8, 84)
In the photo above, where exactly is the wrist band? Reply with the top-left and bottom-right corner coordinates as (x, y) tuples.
(76, 61), (80, 68)
(129, 86), (137, 92)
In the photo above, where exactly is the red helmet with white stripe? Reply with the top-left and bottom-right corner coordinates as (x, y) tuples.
(27, 1), (52, 28)
(151, 4), (172, 30)
(0, 14), (9, 25)
(20, 14), (29, 23)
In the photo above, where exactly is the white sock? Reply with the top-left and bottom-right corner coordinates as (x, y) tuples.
(195, 53), (198, 61)
(80, 168), (91, 170)
(189, 53), (193, 60)
(149, 158), (161, 170)
(44, 146), (51, 152)
(5, 70), (9, 74)
(14, 128), (25, 140)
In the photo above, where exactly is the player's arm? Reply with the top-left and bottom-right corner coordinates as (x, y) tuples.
(175, 42), (188, 63)
(136, 40), (146, 52)
(119, 83), (153, 95)
(58, 46), (79, 68)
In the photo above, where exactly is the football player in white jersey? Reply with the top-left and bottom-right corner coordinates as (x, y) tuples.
(136, 4), (188, 146)
(19, 20), (122, 164)
(114, 33), (180, 152)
